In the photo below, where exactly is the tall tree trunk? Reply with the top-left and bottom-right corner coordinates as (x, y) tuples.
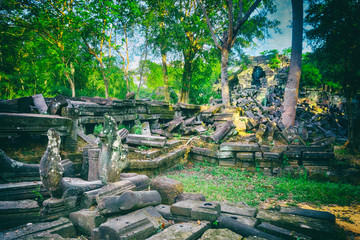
(281, 0), (303, 128)
(136, 40), (148, 99)
(179, 53), (193, 104)
(221, 47), (231, 107)
(99, 61), (109, 98)
(62, 57), (76, 97)
(161, 48), (170, 102)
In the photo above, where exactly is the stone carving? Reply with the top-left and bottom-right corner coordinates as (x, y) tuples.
(40, 128), (64, 198)
(99, 114), (129, 185)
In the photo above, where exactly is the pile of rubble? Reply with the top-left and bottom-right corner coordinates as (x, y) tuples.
(0, 176), (343, 240)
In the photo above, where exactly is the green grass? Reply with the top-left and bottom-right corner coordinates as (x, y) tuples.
(162, 162), (360, 207)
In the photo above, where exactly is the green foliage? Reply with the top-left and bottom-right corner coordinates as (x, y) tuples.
(260, 49), (281, 69)
(31, 185), (44, 205)
(138, 145), (151, 151)
(282, 47), (291, 58)
(93, 124), (103, 136)
(305, 0), (359, 95)
(131, 121), (142, 135)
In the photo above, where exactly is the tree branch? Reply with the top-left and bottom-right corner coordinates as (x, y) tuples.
(234, 0), (261, 36)
(226, 0), (234, 45)
(236, 0), (243, 28)
(195, 0), (222, 50)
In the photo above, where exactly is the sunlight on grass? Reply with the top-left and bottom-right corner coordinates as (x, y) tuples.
(162, 162), (360, 207)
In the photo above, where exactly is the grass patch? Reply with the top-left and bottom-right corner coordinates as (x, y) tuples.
(162, 162), (360, 207)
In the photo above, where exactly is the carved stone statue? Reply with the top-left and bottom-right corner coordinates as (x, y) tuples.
(40, 128), (64, 198)
(99, 114), (129, 185)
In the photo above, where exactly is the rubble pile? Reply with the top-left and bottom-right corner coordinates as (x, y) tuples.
(227, 85), (348, 147)
(0, 175), (343, 240)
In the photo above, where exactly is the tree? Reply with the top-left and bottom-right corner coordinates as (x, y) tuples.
(171, 0), (210, 103)
(196, 0), (278, 107)
(1, 0), (81, 97)
(306, 0), (360, 151)
(145, 0), (175, 102)
(280, 0), (303, 128)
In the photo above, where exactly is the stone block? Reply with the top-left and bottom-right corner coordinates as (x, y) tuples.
(255, 152), (263, 161)
(150, 177), (183, 205)
(170, 200), (201, 217)
(199, 228), (243, 240)
(98, 190), (162, 215)
(69, 209), (106, 236)
(257, 222), (311, 240)
(0, 217), (76, 239)
(220, 143), (259, 152)
(120, 174), (150, 191)
(256, 210), (339, 239)
(236, 152), (254, 161)
(221, 213), (257, 227)
(287, 146), (324, 152)
(0, 200), (41, 229)
(263, 152), (280, 161)
(95, 180), (136, 204)
(98, 206), (169, 240)
(88, 148), (101, 181)
(155, 204), (191, 222)
(283, 151), (301, 159)
(279, 207), (336, 222)
(302, 152), (334, 160)
(217, 215), (281, 240)
(60, 177), (103, 199)
(191, 202), (221, 221)
(219, 159), (236, 167)
(170, 200), (220, 222)
(147, 221), (211, 240)
(214, 201), (257, 217)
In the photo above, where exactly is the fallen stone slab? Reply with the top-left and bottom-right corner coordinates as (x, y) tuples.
(147, 221), (211, 240)
(170, 200), (221, 222)
(257, 222), (311, 240)
(221, 213), (257, 228)
(98, 206), (169, 240)
(0, 217), (76, 240)
(217, 215), (282, 240)
(302, 152), (335, 160)
(69, 209), (106, 236)
(220, 143), (260, 152)
(199, 228), (243, 240)
(98, 190), (162, 215)
(95, 180), (136, 204)
(0, 181), (49, 201)
(287, 146), (325, 152)
(0, 200), (41, 230)
(191, 202), (221, 222)
(0, 149), (40, 182)
(0, 113), (72, 138)
(60, 177), (103, 199)
(256, 209), (339, 239)
(126, 134), (167, 148)
(155, 204), (192, 222)
(279, 206), (336, 222)
(150, 177), (183, 205)
(120, 174), (150, 191)
(209, 121), (234, 144)
(209, 201), (256, 217)
(40, 197), (79, 219)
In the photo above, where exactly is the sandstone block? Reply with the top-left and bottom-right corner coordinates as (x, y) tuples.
(150, 177), (183, 205)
